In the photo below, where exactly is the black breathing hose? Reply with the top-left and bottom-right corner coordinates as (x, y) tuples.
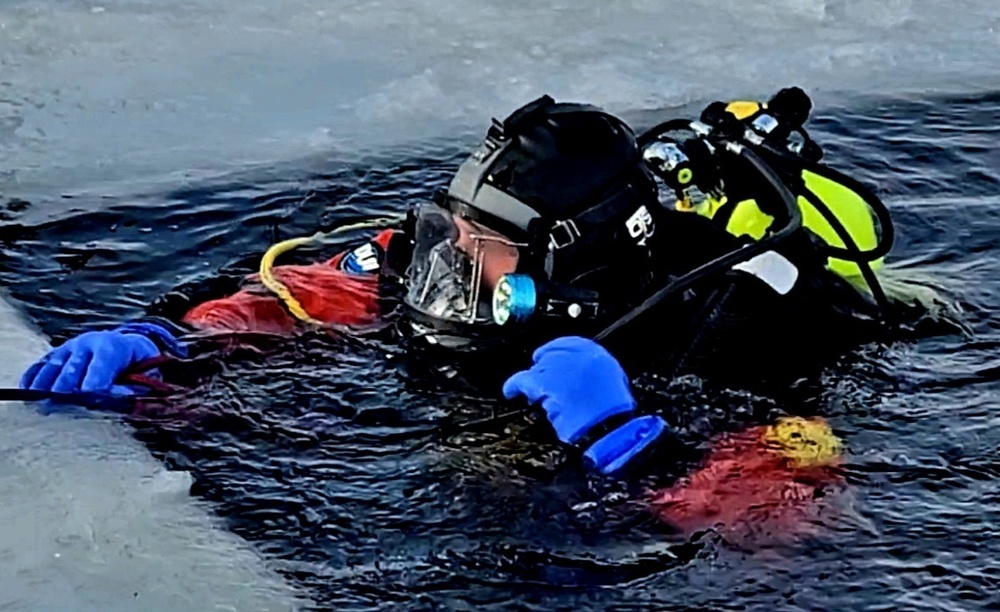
(0, 387), (136, 410)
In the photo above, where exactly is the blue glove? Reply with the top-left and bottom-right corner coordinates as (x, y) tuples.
(19, 322), (183, 397)
(503, 336), (669, 475)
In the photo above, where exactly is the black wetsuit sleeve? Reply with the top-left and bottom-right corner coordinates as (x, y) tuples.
(649, 209), (748, 275)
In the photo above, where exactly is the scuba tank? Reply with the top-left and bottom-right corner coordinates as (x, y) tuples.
(636, 88), (895, 318)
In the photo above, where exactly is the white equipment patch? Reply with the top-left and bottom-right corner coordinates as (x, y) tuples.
(625, 206), (655, 246)
(345, 243), (381, 272)
(732, 250), (799, 295)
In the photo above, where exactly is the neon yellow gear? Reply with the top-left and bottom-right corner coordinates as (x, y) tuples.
(762, 416), (842, 468)
(722, 168), (884, 278)
(684, 169), (883, 280)
(677, 194), (728, 217)
(725, 100), (762, 120)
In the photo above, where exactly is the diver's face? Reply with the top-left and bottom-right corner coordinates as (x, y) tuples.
(452, 216), (519, 293)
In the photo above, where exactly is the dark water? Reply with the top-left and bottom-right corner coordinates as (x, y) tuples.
(2, 93), (999, 610)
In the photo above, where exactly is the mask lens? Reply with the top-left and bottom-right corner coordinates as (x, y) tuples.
(404, 204), (522, 325)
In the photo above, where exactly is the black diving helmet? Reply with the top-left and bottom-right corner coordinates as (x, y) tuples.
(402, 95), (664, 349)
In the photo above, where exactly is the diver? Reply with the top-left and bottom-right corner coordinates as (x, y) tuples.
(17, 88), (895, 481)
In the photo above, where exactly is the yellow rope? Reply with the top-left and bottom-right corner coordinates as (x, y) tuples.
(258, 216), (403, 325)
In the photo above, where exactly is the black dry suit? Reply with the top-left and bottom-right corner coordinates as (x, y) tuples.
(400, 92), (892, 387)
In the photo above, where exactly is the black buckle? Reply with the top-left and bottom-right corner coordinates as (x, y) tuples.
(548, 219), (580, 250)
(473, 121), (509, 162)
(572, 411), (635, 452)
(486, 117), (506, 142)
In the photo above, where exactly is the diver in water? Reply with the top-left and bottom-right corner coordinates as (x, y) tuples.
(18, 88), (893, 485)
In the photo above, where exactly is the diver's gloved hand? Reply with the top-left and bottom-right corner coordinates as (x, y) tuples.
(503, 336), (669, 476)
(19, 322), (184, 397)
